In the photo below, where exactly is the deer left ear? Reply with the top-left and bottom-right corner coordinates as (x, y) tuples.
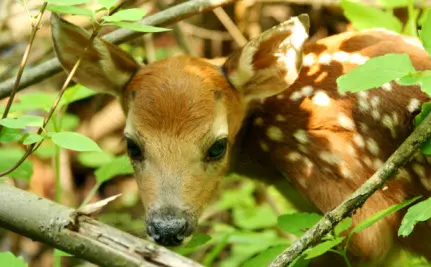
(51, 14), (140, 96)
(223, 14), (309, 102)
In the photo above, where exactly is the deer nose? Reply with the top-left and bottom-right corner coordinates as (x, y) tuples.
(147, 216), (189, 246)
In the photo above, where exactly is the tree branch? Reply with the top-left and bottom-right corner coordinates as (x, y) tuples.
(0, 0), (237, 99)
(0, 183), (204, 267)
(268, 112), (431, 267)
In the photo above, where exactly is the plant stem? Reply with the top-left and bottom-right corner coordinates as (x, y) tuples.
(79, 182), (101, 209)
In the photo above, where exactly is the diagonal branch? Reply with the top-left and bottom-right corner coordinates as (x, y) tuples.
(0, 183), (204, 267)
(0, 0), (238, 99)
(268, 112), (431, 267)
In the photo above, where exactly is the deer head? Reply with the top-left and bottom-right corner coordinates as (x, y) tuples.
(51, 13), (309, 246)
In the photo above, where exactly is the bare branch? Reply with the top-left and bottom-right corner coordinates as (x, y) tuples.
(268, 113), (431, 267)
(0, 0), (238, 99)
(0, 183), (204, 267)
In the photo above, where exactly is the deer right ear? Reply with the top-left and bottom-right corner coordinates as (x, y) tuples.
(223, 14), (310, 102)
(51, 14), (140, 96)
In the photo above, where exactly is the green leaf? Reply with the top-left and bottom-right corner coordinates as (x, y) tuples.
(378, 0), (410, 8)
(59, 84), (97, 108)
(278, 212), (322, 236)
(399, 197), (431, 237)
(419, 8), (431, 26)
(413, 102), (431, 154)
(334, 217), (353, 237)
(103, 8), (146, 22)
(0, 252), (27, 267)
(53, 249), (73, 257)
(352, 196), (420, 234)
(50, 132), (101, 152)
(22, 133), (44, 145)
(0, 147), (33, 181)
(233, 205), (278, 230)
(45, 0), (91, 4)
(77, 151), (115, 168)
(0, 115), (44, 129)
(18, 92), (56, 111)
(420, 75), (431, 97)
(242, 245), (288, 267)
(98, 0), (117, 9)
(398, 70), (431, 86)
(183, 233), (211, 248)
(304, 237), (344, 259)
(47, 5), (94, 17)
(106, 21), (170, 32)
(340, 0), (402, 32)
(0, 128), (23, 143)
(95, 155), (134, 184)
(337, 53), (415, 92)
(420, 10), (431, 57)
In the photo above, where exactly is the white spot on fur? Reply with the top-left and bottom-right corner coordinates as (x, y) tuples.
(407, 98), (421, 113)
(276, 94), (285, 100)
(370, 96), (380, 108)
(298, 177), (308, 188)
(337, 112), (355, 130)
(290, 91), (302, 101)
(301, 85), (314, 97)
(276, 114), (286, 121)
(319, 151), (342, 165)
(332, 51), (351, 62)
(358, 99), (370, 112)
(298, 144), (308, 154)
(254, 117), (264, 126)
(349, 53), (369, 65)
(347, 144), (357, 157)
(353, 134), (365, 148)
(366, 138), (380, 156)
(312, 91), (331, 106)
(382, 186), (388, 191)
(359, 123), (369, 133)
(363, 156), (373, 168)
(260, 141), (269, 152)
(287, 151), (301, 162)
(373, 159), (383, 169)
(318, 52), (332, 65)
(303, 53), (316, 67)
(293, 129), (308, 144)
(340, 165), (352, 179)
(382, 82), (392, 91)
(382, 114), (397, 138)
(267, 126), (284, 142)
(371, 110), (381, 120)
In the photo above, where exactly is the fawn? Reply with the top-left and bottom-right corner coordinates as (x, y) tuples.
(51, 12), (431, 266)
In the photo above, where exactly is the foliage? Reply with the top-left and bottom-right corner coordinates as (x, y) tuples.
(399, 197), (431, 237)
(0, 252), (27, 267)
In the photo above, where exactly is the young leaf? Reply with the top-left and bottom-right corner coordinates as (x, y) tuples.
(106, 21), (170, 32)
(50, 132), (102, 152)
(59, 84), (97, 108)
(420, 10), (431, 57)
(337, 54), (415, 93)
(103, 8), (146, 22)
(398, 197), (431, 237)
(0, 252), (27, 267)
(304, 237), (345, 259)
(182, 233), (211, 249)
(47, 5), (94, 17)
(0, 128), (23, 143)
(44, 0), (91, 5)
(278, 212), (322, 236)
(352, 196), (420, 234)
(398, 70), (431, 86)
(0, 148), (33, 181)
(22, 133), (44, 145)
(98, 0), (117, 9)
(77, 151), (115, 168)
(378, 0), (410, 8)
(242, 245), (289, 267)
(0, 115), (44, 129)
(334, 217), (353, 237)
(95, 155), (134, 184)
(340, 0), (402, 32)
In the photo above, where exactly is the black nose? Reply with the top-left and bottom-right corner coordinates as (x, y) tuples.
(147, 217), (189, 246)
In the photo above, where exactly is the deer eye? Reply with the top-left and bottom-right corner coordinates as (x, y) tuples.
(126, 138), (143, 160)
(207, 138), (228, 161)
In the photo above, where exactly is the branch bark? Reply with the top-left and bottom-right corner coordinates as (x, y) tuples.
(268, 113), (431, 267)
(0, 0), (238, 99)
(0, 183), (204, 267)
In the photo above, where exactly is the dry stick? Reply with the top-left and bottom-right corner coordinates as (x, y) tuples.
(0, 0), (237, 99)
(213, 7), (247, 47)
(0, 2), (47, 122)
(255, 0), (431, 6)
(0, 183), (203, 267)
(268, 113), (431, 267)
(0, 24), (103, 177)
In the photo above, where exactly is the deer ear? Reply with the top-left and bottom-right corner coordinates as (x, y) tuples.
(50, 14), (140, 96)
(223, 14), (309, 102)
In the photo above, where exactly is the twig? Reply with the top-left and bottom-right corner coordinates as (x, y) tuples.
(213, 7), (247, 46)
(0, 183), (203, 267)
(268, 113), (431, 267)
(0, 0), (237, 99)
(0, 21), (104, 177)
(255, 0), (431, 6)
(0, 2), (47, 122)
(180, 22), (232, 41)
